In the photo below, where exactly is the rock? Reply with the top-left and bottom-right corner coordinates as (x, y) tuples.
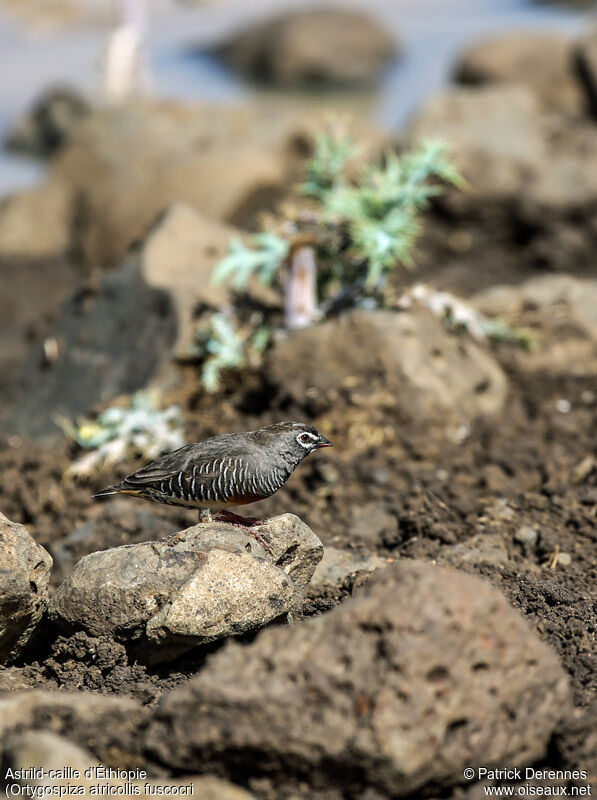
(0, 180), (71, 261)
(0, 513), (52, 663)
(49, 514), (323, 662)
(2, 257), (177, 441)
(472, 275), (597, 378)
(146, 560), (570, 798)
(0, 255), (77, 393)
(267, 308), (508, 425)
(515, 527), (539, 548)
(0, 690), (148, 766)
(138, 203), (231, 357)
(306, 546), (389, 613)
(4, 731), (256, 800)
(474, 275), (597, 343)
(574, 21), (597, 117)
(437, 533), (510, 568)
(137, 203), (278, 361)
(4, 85), (90, 157)
(454, 32), (583, 113)
(215, 8), (398, 88)
(47, 102), (295, 269)
(408, 84), (597, 215)
(349, 502), (399, 547)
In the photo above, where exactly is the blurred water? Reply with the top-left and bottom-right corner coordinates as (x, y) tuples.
(0, 0), (594, 197)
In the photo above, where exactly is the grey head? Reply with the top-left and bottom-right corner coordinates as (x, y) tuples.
(252, 421), (332, 472)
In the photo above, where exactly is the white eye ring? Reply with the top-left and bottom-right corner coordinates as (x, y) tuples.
(297, 432), (316, 448)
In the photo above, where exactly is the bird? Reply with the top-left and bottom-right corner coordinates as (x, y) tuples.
(93, 421), (332, 548)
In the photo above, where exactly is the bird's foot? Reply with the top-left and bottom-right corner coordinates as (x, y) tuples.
(215, 509), (265, 526)
(214, 511), (271, 551)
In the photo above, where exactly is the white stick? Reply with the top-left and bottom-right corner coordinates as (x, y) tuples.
(285, 246), (320, 330)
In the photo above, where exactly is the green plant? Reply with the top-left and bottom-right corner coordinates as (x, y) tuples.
(213, 127), (463, 311)
(194, 313), (271, 393)
(57, 391), (184, 478)
(323, 142), (464, 289)
(212, 233), (289, 290)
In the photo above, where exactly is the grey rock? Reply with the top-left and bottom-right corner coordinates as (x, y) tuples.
(0, 690), (148, 766)
(215, 9), (398, 88)
(146, 561), (570, 798)
(268, 308), (508, 425)
(49, 514), (323, 662)
(436, 533), (510, 568)
(4, 85), (90, 158)
(408, 84), (597, 215)
(472, 275), (597, 378)
(307, 546), (389, 613)
(3, 258), (177, 442)
(0, 513), (52, 663)
(515, 527), (539, 548)
(4, 731), (256, 800)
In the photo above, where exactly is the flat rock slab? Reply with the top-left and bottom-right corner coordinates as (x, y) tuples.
(49, 514), (323, 662)
(0, 513), (52, 664)
(146, 560), (570, 798)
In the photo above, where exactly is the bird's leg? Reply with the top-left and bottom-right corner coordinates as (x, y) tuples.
(214, 510), (271, 551)
(215, 509), (265, 526)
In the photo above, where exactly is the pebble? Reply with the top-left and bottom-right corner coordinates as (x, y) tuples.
(515, 526), (538, 547)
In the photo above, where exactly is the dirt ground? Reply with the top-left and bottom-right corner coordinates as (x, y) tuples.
(0, 220), (595, 787)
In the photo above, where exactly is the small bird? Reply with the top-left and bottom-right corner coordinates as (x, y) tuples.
(93, 421), (332, 547)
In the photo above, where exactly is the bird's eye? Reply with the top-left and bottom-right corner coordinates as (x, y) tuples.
(299, 433), (313, 444)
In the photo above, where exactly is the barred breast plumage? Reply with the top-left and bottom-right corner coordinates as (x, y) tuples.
(94, 422), (332, 529)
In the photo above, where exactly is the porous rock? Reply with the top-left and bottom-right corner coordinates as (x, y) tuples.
(267, 307), (508, 425)
(215, 8), (398, 88)
(0, 690), (148, 766)
(49, 514), (323, 662)
(146, 560), (570, 798)
(0, 512), (52, 663)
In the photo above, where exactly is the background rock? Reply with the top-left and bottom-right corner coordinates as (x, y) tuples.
(0, 512), (52, 663)
(3, 84), (90, 158)
(472, 275), (597, 377)
(146, 560), (570, 798)
(408, 84), (597, 213)
(0, 690), (148, 766)
(214, 8), (398, 88)
(267, 307), (508, 425)
(306, 546), (389, 613)
(49, 514), (323, 662)
(1, 258), (177, 441)
(47, 102), (297, 269)
(454, 32), (583, 113)
(4, 730), (256, 800)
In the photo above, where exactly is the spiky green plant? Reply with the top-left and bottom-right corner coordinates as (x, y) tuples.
(212, 233), (289, 290)
(194, 313), (271, 392)
(322, 141), (464, 289)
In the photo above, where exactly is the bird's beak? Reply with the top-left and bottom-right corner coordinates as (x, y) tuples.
(317, 437), (333, 448)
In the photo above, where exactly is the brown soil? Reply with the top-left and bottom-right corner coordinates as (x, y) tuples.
(0, 246), (595, 790)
